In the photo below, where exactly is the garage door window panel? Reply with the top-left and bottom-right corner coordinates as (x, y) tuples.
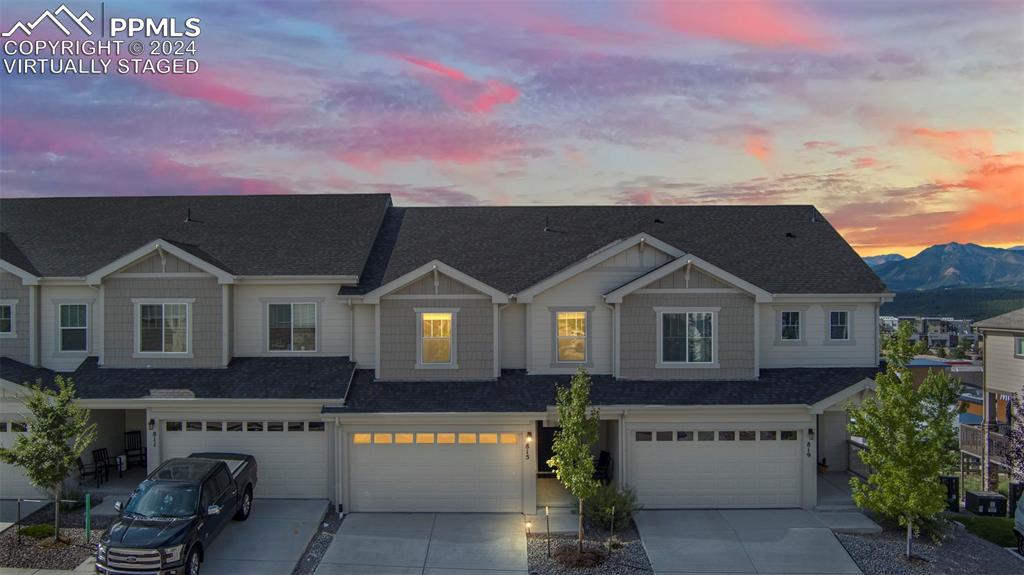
(417, 309), (457, 368)
(206, 422), (222, 432)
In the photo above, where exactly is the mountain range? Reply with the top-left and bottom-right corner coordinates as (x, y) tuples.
(866, 243), (1024, 291)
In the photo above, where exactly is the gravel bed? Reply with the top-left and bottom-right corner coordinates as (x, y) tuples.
(292, 507), (341, 575)
(0, 503), (114, 570)
(837, 523), (1024, 575)
(528, 519), (653, 575)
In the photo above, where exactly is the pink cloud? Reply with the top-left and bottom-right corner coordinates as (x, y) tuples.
(744, 134), (772, 163)
(391, 53), (519, 113)
(641, 0), (834, 50)
(853, 157), (879, 169)
(137, 71), (262, 110)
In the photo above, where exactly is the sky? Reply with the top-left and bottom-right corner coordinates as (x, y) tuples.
(0, 0), (1021, 257)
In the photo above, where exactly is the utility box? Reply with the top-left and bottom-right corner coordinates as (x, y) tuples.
(965, 490), (1007, 516)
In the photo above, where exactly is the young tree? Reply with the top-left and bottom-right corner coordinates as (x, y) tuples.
(848, 322), (962, 560)
(0, 377), (96, 540)
(912, 339), (929, 356)
(547, 367), (601, 554)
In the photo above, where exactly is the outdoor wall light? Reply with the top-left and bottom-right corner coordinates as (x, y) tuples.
(807, 428), (815, 439)
(148, 419), (155, 431)
(525, 521), (532, 535)
(525, 432), (533, 460)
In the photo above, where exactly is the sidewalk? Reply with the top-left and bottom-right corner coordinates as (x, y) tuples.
(0, 557), (92, 574)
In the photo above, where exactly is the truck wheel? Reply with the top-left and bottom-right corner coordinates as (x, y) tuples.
(234, 486), (252, 521)
(186, 546), (201, 575)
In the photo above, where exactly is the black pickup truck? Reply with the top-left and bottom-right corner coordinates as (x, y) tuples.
(96, 453), (257, 575)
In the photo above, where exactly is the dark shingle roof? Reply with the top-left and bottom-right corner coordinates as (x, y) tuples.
(0, 357), (353, 400)
(330, 367), (879, 413)
(975, 307), (1024, 331)
(342, 205), (886, 295)
(0, 195), (391, 277)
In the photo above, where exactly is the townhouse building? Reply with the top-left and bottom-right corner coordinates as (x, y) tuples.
(0, 194), (887, 513)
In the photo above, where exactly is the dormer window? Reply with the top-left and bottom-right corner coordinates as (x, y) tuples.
(781, 311), (801, 341)
(0, 302), (13, 336)
(416, 309), (457, 368)
(268, 303), (317, 352)
(134, 300), (191, 355)
(555, 310), (588, 363)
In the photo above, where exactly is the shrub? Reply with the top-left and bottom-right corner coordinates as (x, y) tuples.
(22, 523), (55, 539)
(585, 483), (641, 529)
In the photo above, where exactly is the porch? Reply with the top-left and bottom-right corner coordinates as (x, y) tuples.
(73, 408), (150, 492)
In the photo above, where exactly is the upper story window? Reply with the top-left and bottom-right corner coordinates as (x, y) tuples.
(137, 302), (190, 354)
(829, 311), (849, 341)
(781, 311), (801, 341)
(0, 302), (13, 336)
(556, 311), (587, 363)
(417, 310), (456, 367)
(1015, 336), (1024, 358)
(268, 303), (317, 352)
(657, 308), (716, 365)
(59, 303), (88, 352)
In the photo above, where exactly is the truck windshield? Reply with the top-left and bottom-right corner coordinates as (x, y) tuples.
(124, 482), (199, 518)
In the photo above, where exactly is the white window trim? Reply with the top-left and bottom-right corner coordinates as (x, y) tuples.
(56, 301), (90, 353)
(654, 307), (720, 368)
(774, 307), (808, 345)
(132, 298), (194, 358)
(266, 301), (320, 353)
(825, 308), (857, 345)
(0, 299), (16, 338)
(415, 307), (459, 369)
(1014, 336), (1024, 359)
(550, 307), (593, 367)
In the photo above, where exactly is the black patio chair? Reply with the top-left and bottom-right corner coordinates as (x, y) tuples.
(93, 448), (121, 482)
(77, 457), (103, 488)
(593, 450), (612, 484)
(124, 431), (146, 468)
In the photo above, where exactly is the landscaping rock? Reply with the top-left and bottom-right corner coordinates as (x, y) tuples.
(0, 503), (113, 570)
(292, 508), (341, 575)
(838, 525), (1024, 575)
(527, 519), (652, 575)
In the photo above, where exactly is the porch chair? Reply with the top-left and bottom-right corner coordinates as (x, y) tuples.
(124, 431), (146, 468)
(77, 457), (103, 488)
(593, 450), (612, 484)
(92, 448), (121, 482)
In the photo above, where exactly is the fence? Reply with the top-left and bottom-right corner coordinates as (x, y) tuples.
(12, 494), (95, 545)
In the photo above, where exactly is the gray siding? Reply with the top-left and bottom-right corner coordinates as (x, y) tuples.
(646, 268), (731, 289)
(392, 273), (479, 296)
(103, 277), (222, 368)
(619, 292), (755, 380)
(120, 252), (202, 274)
(985, 331), (1024, 395)
(379, 298), (494, 380)
(0, 271), (30, 363)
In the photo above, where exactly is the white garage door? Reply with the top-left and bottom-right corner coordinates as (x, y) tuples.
(348, 430), (523, 512)
(161, 419), (328, 499)
(0, 421), (45, 500)
(628, 427), (802, 508)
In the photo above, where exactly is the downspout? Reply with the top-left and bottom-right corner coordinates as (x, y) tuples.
(347, 298), (355, 359)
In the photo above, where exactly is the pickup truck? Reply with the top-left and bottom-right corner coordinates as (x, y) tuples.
(96, 453), (257, 575)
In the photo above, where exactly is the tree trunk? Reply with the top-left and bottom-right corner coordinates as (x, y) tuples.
(905, 518), (912, 560)
(578, 498), (584, 554)
(54, 483), (61, 543)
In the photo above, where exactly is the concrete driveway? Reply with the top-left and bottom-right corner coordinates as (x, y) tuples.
(202, 499), (328, 575)
(315, 513), (527, 575)
(636, 509), (862, 575)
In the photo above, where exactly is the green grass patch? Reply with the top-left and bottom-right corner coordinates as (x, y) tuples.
(21, 523), (55, 540)
(951, 514), (1017, 548)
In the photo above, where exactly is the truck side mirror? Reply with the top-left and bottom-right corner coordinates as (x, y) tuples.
(114, 501), (123, 512)
(206, 504), (221, 516)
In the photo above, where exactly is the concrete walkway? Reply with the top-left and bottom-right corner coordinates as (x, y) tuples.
(0, 558), (92, 575)
(203, 499), (327, 575)
(636, 509), (864, 574)
(315, 513), (527, 575)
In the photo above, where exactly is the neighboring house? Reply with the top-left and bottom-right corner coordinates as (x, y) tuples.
(907, 358), (985, 424)
(0, 195), (887, 513)
(963, 307), (1024, 488)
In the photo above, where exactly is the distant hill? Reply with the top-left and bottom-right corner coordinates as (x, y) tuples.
(863, 253), (906, 267)
(874, 243), (1024, 291)
(881, 288), (1024, 320)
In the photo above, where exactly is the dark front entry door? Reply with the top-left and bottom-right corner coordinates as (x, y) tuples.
(537, 423), (558, 474)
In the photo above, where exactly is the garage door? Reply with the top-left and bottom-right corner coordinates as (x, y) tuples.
(628, 427), (802, 508)
(161, 419), (328, 499)
(348, 430), (523, 512)
(0, 421), (45, 499)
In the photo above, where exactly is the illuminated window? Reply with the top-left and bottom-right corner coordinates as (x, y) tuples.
(268, 303), (317, 352)
(458, 433), (477, 444)
(479, 433), (498, 444)
(437, 433), (456, 444)
(830, 311), (849, 341)
(374, 433), (393, 444)
(418, 311), (454, 365)
(781, 311), (801, 341)
(353, 433), (371, 444)
(416, 433), (435, 444)
(659, 310), (715, 364)
(556, 311), (587, 362)
(395, 433), (414, 444)
(500, 433), (518, 444)
(137, 302), (189, 353)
